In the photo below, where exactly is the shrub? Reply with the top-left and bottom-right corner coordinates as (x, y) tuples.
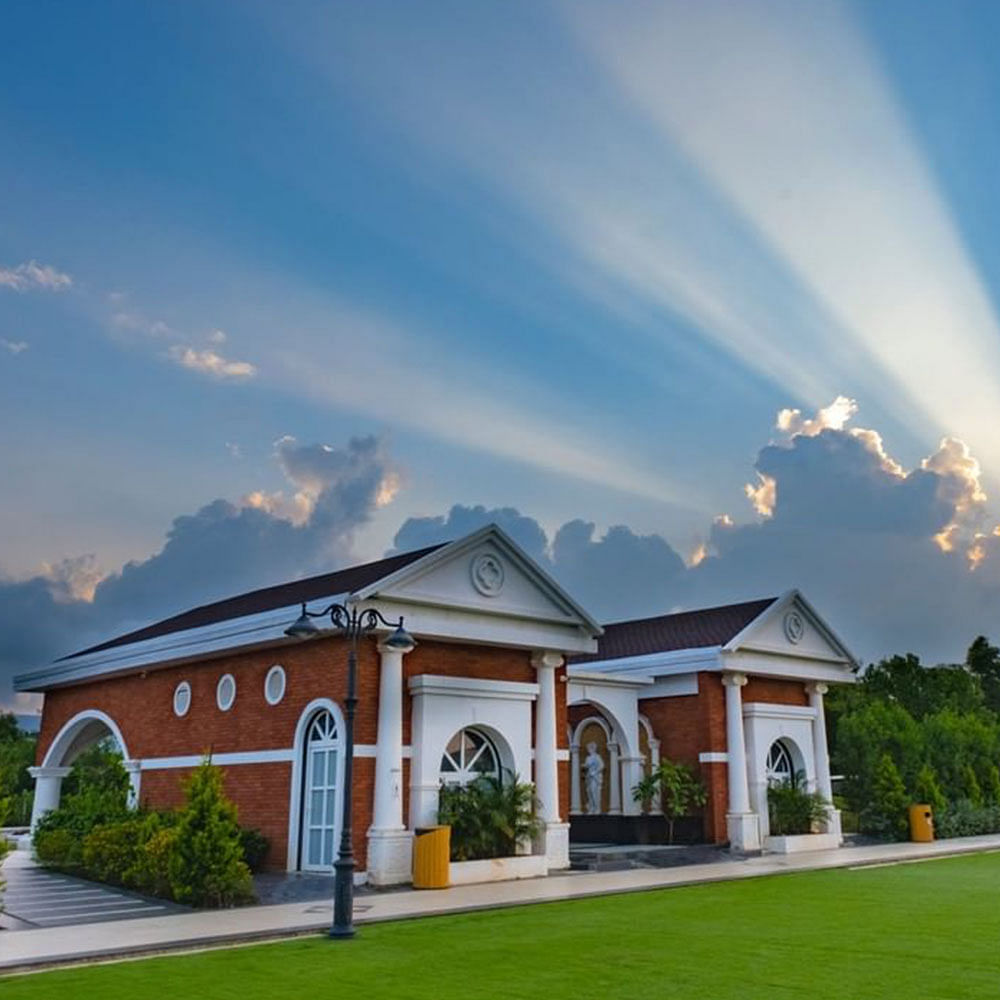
(34, 826), (80, 869)
(767, 778), (829, 836)
(935, 800), (1000, 839)
(438, 774), (540, 861)
(984, 764), (1000, 806)
(913, 764), (946, 814)
(632, 758), (708, 844)
(239, 827), (270, 872)
(129, 825), (180, 898)
(961, 763), (983, 807)
(860, 753), (909, 840)
(168, 759), (254, 907)
(82, 818), (146, 885)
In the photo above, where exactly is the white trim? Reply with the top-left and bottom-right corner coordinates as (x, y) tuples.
(742, 702), (818, 721)
(568, 670), (653, 689)
(407, 674), (539, 701)
(354, 523), (604, 635)
(639, 674), (700, 699)
(173, 681), (191, 718)
(42, 709), (130, 767)
(570, 646), (722, 678)
(216, 673), (237, 712)
(698, 752), (729, 764)
(142, 748), (295, 770)
(264, 665), (286, 706)
(571, 714), (612, 746)
(556, 749), (570, 762)
(354, 744), (413, 759)
(287, 698), (347, 872)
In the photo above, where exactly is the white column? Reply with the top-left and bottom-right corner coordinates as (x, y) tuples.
(124, 760), (142, 810)
(532, 651), (569, 870)
(722, 672), (760, 851)
(607, 741), (622, 815)
(27, 765), (71, 832)
(367, 639), (415, 886)
(648, 738), (663, 815)
(570, 743), (582, 815)
(807, 681), (842, 842)
(621, 756), (645, 816)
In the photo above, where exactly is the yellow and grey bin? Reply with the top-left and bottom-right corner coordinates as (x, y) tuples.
(909, 804), (934, 843)
(413, 825), (451, 889)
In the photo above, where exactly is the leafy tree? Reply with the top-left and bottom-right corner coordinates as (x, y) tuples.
(961, 763), (983, 807)
(984, 764), (1000, 806)
(966, 636), (1000, 715)
(0, 714), (37, 826)
(834, 700), (922, 815)
(861, 753), (909, 840)
(921, 709), (999, 800)
(861, 654), (983, 720)
(632, 758), (707, 844)
(168, 759), (254, 907)
(913, 764), (946, 813)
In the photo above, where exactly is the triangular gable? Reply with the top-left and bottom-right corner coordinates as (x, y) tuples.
(353, 523), (603, 635)
(722, 590), (858, 669)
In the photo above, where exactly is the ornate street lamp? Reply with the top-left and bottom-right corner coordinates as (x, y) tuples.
(285, 601), (415, 938)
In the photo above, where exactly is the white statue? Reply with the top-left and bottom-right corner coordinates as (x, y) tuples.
(582, 742), (605, 814)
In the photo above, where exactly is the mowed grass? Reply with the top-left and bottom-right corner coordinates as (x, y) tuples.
(6, 853), (1000, 1000)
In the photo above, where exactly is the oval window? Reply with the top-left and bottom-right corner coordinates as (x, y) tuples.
(216, 673), (237, 712)
(265, 665), (286, 706)
(173, 681), (191, 718)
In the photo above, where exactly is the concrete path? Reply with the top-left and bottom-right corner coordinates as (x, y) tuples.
(1, 849), (183, 931)
(3, 833), (1000, 974)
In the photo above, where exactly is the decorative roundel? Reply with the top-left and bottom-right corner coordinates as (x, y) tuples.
(264, 664), (286, 706)
(173, 681), (192, 718)
(783, 611), (805, 645)
(470, 553), (505, 597)
(216, 673), (237, 712)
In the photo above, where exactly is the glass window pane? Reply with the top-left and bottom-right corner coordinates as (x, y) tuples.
(309, 829), (321, 865)
(323, 830), (334, 865)
(327, 750), (337, 785)
(325, 792), (335, 826)
(311, 789), (323, 819)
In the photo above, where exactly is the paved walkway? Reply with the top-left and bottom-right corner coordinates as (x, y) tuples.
(3, 833), (1000, 974)
(1, 849), (184, 931)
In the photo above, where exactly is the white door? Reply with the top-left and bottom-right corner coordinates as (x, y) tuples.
(301, 710), (339, 871)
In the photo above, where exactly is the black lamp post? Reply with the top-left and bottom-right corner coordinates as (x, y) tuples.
(285, 601), (415, 939)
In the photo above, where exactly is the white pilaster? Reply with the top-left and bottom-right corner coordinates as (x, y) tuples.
(621, 756), (645, 816)
(722, 672), (760, 852)
(123, 759), (141, 810)
(569, 743), (582, 815)
(368, 639), (415, 886)
(807, 681), (842, 842)
(27, 765), (71, 832)
(531, 650), (569, 870)
(648, 738), (662, 815)
(607, 741), (622, 815)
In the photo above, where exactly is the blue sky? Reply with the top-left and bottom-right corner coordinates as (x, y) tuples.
(5, 1), (1000, 710)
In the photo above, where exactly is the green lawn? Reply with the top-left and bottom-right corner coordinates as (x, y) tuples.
(6, 853), (1000, 999)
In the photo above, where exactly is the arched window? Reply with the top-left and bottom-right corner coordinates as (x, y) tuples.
(301, 710), (339, 870)
(766, 740), (795, 787)
(439, 728), (500, 785)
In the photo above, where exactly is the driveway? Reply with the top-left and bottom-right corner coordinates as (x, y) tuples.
(2, 850), (185, 930)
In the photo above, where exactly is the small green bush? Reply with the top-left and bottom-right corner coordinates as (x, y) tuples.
(913, 764), (946, 813)
(438, 774), (540, 861)
(767, 779), (829, 836)
(82, 818), (146, 885)
(632, 758), (708, 844)
(34, 826), (80, 869)
(239, 827), (270, 872)
(168, 759), (254, 907)
(129, 825), (180, 898)
(935, 800), (1000, 839)
(860, 753), (909, 840)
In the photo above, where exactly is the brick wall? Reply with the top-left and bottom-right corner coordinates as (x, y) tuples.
(743, 676), (808, 706)
(34, 635), (564, 871)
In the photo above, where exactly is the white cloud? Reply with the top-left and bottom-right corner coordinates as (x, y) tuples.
(0, 339), (28, 356)
(209, 328), (227, 344)
(0, 260), (72, 292)
(166, 345), (256, 380)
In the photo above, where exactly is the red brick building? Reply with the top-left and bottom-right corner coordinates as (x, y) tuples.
(17, 525), (856, 884)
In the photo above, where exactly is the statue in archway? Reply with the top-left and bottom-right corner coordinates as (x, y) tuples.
(582, 742), (605, 814)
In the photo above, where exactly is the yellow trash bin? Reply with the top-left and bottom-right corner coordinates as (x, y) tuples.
(412, 825), (451, 889)
(909, 804), (934, 842)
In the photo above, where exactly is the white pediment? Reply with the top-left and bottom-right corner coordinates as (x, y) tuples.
(724, 591), (857, 668)
(353, 524), (602, 633)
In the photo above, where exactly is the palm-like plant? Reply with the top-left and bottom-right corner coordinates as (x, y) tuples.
(438, 773), (541, 861)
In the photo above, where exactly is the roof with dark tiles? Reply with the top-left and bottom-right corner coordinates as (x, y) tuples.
(570, 596), (778, 664)
(62, 543), (447, 661)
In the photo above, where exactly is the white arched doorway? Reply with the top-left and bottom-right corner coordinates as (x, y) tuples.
(30, 709), (136, 831)
(286, 699), (347, 872)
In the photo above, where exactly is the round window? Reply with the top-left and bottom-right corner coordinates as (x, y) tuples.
(173, 681), (191, 718)
(216, 673), (237, 712)
(264, 665), (286, 706)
